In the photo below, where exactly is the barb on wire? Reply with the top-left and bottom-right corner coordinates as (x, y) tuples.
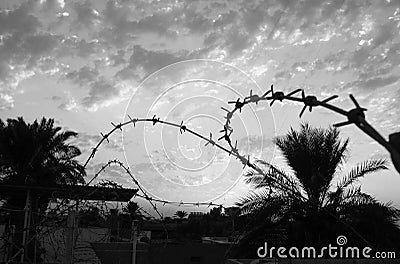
(333, 94), (367, 128)
(299, 90), (338, 118)
(204, 132), (215, 146)
(244, 89), (271, 104)
(228, 140), (238, 156)
(269, 85), (302, 106)
(127, 115), (137, 127)
(152, 115), (160, 126)
(111, 122), (123, 131)
(218, 127), (232, 144)
(100, 132), (109, 143)
(228, 98), (245, 112)
(179, 121), (186, 134)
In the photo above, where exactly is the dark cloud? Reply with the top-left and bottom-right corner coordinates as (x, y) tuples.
(109, 49), (126, 66)
(310, 49), (349, 73)
(65, 66), (99, 86)
(273, 70), (295, 82)
(22, 33), (59, 60)
(71, 0), (100, 30)
(0, 2), (41, 36)
(99, 1), (177, 47)
(116, 45), (190, 81)
(57, 37), (100, 58)
(225, 30), (251, 56)
(347, 75), (400, 90)
(0, 61), (11, 80)
(371, 21), (397, 49)
(81, 77), (120, 109)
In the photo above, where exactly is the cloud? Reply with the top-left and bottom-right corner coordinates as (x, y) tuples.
(0, 3), (64, 101)
(370, 20), (397, 48)
(0, 2), (41, 36)
(71, 0), (100, 31)
(109, 49), (127, 66)
(40, 0), (65, 11)
(116, 45), (191, 81)
(57, 36), (100, 58)
(224, 30), (251, 56)
(0, 93), (14, 110)
(65, 65), (99, 86)
(22, 33), (60, 60)
(81, 77), (120, 110)
(273, 70), (295, 82)
(356, 75), (399, 90)
(85, 161), (133, 186)
(72, 131), (123, 154)
(237, 135), (275, 157)
(99, 1), (179, 48)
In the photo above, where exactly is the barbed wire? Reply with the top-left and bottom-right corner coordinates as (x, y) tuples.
(86, 159), (227, 209)
(218, 84), (399, 256)
(219, 84), (400, 174)
(75, 83), (400, 259)
(88, 159), (169, 240)
(82, 114), (304, 203)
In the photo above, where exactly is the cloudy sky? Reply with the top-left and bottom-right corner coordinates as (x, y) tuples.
(0, 0), (400, 216)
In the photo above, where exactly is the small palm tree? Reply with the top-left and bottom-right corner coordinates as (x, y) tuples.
(174, 210), (188, 219)
(123, 201), (143, 221)
(236, 123), (400, 255)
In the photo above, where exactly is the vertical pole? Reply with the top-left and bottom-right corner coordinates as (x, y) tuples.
(66, 210), (76, 264)
(20, 189), (31, 262)
(131, 220), (137, 264)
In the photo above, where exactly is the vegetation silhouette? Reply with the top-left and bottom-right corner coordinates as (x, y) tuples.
(0, 117), (85, 261)
(234, 123), (400, 258)
(174, 210), (188, 220)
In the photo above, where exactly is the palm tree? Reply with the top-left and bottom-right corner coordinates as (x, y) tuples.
(174, 210), (188, 219)
(235, 123), (400, 257)
(122, 201), (143, 221)
(0, 117), (85, 261)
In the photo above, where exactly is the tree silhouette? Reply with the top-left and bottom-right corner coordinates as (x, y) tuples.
(0, 117), (85, 261)
(235, 123), (400, 257)
(122, 201), (143, 221)
(174, 210), (188, 219)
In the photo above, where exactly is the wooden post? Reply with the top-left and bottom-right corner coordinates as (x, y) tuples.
(65, 210), (76, 264)
(131, 220), (138, 264)
(20, 189), (31, 262)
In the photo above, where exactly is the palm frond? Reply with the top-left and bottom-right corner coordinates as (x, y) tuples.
(337, 159), (387, 190)
(244, 160), (303, 197)
(340, 186), (376, 205)
(236, 190), (272, 214)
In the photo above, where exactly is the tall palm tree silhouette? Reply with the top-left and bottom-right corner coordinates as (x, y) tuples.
(0, 117), (85, 261)
(235, 123), (400, 257)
